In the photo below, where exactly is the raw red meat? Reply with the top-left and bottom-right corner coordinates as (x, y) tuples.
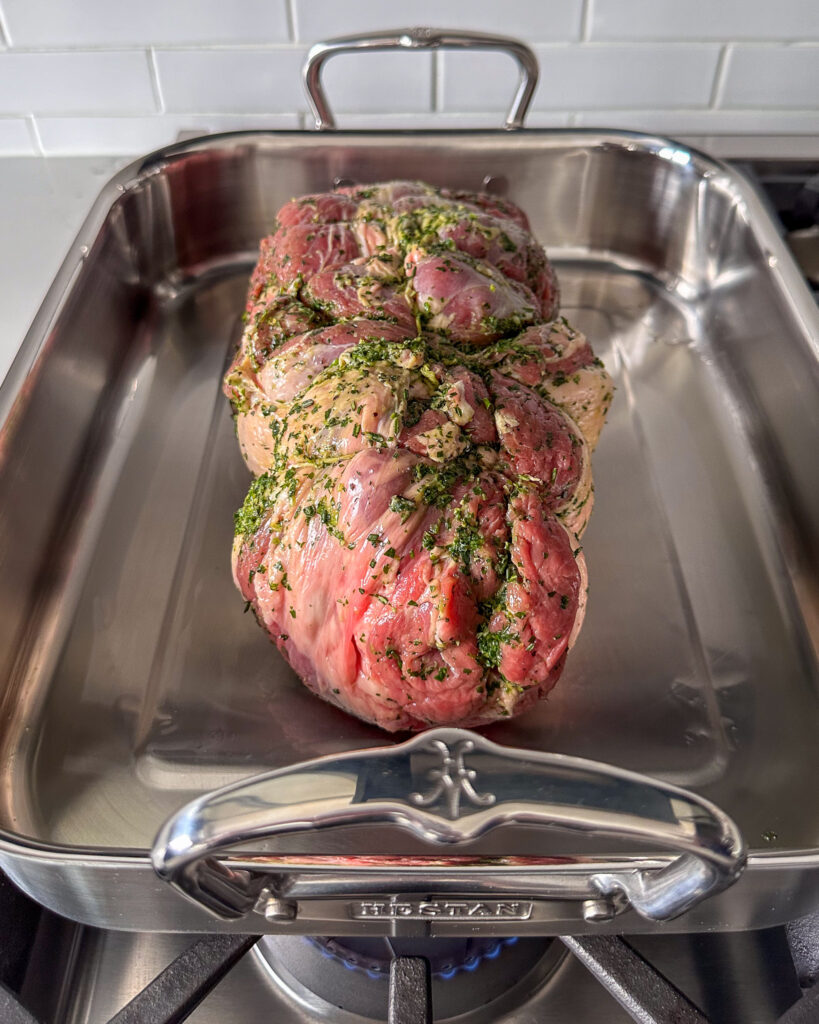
(225, 180), (612, 731)
(389, 195), (557, 317)
(250, 223), (364, 296)
(304, 253), (416, 329)
(406, 247), (540, 345)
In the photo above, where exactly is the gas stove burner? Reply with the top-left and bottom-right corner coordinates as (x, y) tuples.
(308, 935), (520, 980)
(255, 933), (566, 1021)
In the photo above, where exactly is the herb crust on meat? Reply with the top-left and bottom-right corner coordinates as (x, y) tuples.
(225, 180), (612, 731)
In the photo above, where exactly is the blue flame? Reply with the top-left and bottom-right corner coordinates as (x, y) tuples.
(305, 936), (522, 982)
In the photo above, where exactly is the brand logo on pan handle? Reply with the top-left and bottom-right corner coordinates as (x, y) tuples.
(350, 898), (533, 921)
(410, 739), (496, 819)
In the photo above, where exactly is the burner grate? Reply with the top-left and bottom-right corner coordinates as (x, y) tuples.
(256, 933), (563, 1021)
(308, 935), (520, 981)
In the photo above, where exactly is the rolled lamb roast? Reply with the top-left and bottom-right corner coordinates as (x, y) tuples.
(224, 180), (612, 731)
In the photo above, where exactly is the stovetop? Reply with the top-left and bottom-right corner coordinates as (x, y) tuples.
(736, 159), (819, 298)
(2, 915), (809, 1023)
(1, 155), (818, 1024)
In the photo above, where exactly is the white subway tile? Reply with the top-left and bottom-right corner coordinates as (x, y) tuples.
(0, 116), (35, 153)
(293, 0), (583, 43)
(34, 109), (819, 157)
(720, 46), (819, 108)
(155, 48), (432, 115)
(34, 114), (302, 155)
(589, 0), (819, 41)
(440, 45), (721, 112)
(572, 109), (819, 134)
(676, 135), (819, 159)
(155, 49), (305, 113)
(439, 51), (523, 115)
(0, 51), (157, 116)
(332, 112), (570, 129)
(322, 51), (433, 114)
(524, 112), (579, 128)
(333, 113), (501, 129)
(526, 43), (722, 110)
(0, 0), (289, 47)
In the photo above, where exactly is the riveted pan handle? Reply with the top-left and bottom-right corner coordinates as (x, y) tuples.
(151, 728), (745, 923)
(303, 28), (539, 131)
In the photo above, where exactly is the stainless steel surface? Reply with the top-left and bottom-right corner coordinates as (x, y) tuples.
(263, 938), (561, 1021)
(789, 227), (819, 286)
(255, 936), (557, 1020)
(0, 146), (815, 379)
(152, 728), (745, 923)
(303, 29), (538, 131)
(0, 130), (817, 934)
(107, 934), (260, 1024)
(679, 137), (819, 161)
(561, 935), (708, 1024)
(56, 928), (639, 1023)
(40, 925), (800, 1023)
(0, 156), (125, 384)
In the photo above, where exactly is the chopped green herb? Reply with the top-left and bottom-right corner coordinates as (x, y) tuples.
(389, 494), (416, 522)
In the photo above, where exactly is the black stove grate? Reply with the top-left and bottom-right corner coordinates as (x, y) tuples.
(307, 934), (520, 980)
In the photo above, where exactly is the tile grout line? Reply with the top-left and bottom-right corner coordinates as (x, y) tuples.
(26, 114), (44, 155)
(708, 44), (730, 108)
(285, 0), (297, 43)
(25, 112), (305, 121)
(0, 40), (818, 55)
(0, 42), (313, 55)
(580, 0), (593, 42)
(16, 105), (819, 122)
(147, 47), (165, 113)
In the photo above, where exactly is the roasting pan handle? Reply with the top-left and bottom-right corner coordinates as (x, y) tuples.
(151, 728), (745, 924)
(303, 28), (539, 130)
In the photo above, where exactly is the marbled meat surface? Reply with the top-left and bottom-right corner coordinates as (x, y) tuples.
(224, 180), (612, 731)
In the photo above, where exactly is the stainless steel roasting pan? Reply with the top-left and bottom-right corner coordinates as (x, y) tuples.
(1, 35), (818, 937)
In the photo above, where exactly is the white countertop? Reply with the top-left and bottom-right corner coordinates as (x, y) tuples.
(1, 136), (816, 389)
(0, 156), (128, 386)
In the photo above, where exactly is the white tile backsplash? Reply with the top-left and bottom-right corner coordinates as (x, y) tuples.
(589, 0), (819, 41)
(0, 116), (35, 153)
(440, 45), (721, 112)
(154, 48), (432, 116)
(155, 49), (305, 113)
(293, 0), (584, 43)
(35, 114), (302, 155)
(0, 50), (156, 116)
(1, 0), (289, 47)
(322, 52), (433, 114)
(0, 0), (813, 154)
(572, 109), (819, 134)
(720, 45), (819, 108)
(332, 112), (572, 130)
